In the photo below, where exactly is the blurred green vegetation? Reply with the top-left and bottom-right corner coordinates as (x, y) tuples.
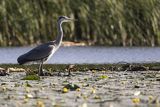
(0, 0), (160, 46)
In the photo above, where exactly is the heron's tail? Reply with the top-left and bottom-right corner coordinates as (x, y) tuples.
(17, 55), (27, 65)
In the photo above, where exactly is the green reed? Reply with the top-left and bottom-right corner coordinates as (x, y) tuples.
(0, 0), (159, 46)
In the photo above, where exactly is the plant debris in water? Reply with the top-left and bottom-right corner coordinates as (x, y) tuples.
(0, 64), (160, 107)
(22, 75), (40, 80)
(98, 75), (109, 79)
(0, 68), (9, 76)
(63, 83), (80, 91)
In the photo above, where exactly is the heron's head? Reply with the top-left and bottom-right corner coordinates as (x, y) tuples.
(58, 16), (75, 23)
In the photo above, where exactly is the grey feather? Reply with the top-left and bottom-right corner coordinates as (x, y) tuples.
(17, 41), (56, 64)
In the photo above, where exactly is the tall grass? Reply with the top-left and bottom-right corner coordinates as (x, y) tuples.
(0, 0), (160, 46)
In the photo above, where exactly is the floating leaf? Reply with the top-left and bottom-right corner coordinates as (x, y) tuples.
(84, 78), (88, 81)
(23, 98), (29, 103)
(93, 95), (101, 99)
(25, 94), (33, 98)
(24, 81), (32, 87)
(25, 87), (30, 93)
(132, 98), (140, 104)
(91, 88), (96, 94)
(98, 75), (109, 79)
(22, 75), (40, 80)
(134, 91), (141, 96)
(76, 88), (81, 92)
(80, 103), (88, 107)
(149, 96), (153, 101)
(14, 83), (20, 87)
(62, 88), (68, 93)
(2, 87), (7, 92)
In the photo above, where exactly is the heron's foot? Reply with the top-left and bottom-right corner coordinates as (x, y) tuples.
(38, 69), (53, 76)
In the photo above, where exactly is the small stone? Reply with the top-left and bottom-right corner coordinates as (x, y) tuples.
(156, 78), (160, 81)
(134, 85), (140, 88)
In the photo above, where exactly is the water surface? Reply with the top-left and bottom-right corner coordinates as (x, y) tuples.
(0, 46), (160, 64)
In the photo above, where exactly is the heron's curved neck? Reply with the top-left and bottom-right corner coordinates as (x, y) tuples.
(55, 21), (63, 46)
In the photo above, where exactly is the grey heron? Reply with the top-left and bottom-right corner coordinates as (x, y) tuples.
(17, 16), (75, 76)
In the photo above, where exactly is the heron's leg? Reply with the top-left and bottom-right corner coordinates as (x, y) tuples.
(68, 70), (71, 76)
(38, 62), (44, 76)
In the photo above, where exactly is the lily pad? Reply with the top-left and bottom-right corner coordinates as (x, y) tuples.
(22, 75), (40, 80)
(96, 75), (109, 80)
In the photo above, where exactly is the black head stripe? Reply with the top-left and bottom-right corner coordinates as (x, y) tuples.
(58, 16), (65, 21)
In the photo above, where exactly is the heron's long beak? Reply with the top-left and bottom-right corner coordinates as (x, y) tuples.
(67, 18), (78, 21)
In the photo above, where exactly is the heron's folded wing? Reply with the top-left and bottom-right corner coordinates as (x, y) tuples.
(19, 43), (55, 62)
(27, 44), (55, 60)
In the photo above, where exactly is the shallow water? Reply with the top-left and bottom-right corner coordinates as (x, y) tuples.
(0, 46), (160, 64)
(0, 70), (160, 107)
